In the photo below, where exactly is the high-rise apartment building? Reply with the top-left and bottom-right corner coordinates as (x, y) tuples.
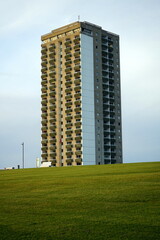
(41, 21), (122, 167)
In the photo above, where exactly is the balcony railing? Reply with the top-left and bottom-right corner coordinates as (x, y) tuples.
(65, 74), (72, 80)
(65, 60), (72, 66)
(65, 54), (72, 60)
(74, 58), (80, 64)
(49, 92), (56, 98)
(49, 85), (56, 91)
(74, 37), (80, 43)
(65, 94), (72, 100)
(74, 51), (80, 57)
(49, 78), (56, 84)
(49, 65), (56, 71)
(65, 88), (72, 93)
(49, 44), (56, 51)
(41, 86), (47, 93)
(74, 85), (81, 91)
(65, 67), (72, 73)
(65, 47), (72, 53)
(65, 115), (72, 121)
(41, 48), (47, 54)
(49, 52), (56, 58)
(74, 72), (81, 78)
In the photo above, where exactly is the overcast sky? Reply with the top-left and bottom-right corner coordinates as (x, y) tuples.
(0, 0), (160, 169)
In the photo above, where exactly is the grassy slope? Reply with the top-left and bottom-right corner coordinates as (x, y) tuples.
(0, 162), (160, 240)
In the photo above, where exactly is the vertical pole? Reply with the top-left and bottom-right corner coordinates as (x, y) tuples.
(22, 142), (24, 169)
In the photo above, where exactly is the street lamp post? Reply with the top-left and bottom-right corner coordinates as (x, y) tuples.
(21, 142), (24, 169)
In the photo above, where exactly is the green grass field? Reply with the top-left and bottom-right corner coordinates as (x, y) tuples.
(0, 162), (160, 240)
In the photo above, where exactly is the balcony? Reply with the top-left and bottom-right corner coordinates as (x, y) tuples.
(75, 143), (82, 148)
(50, 132), (56, 138)
(41, 47), (47, 54)
(65, 67), (72, 73)
(49, 71), (56, 78)
(50, 145), (56, 151)
(49, 111), (56, 117)
(66, 159), (73, 164)
(65, 108), (72, 114)
(50, 125), (56, 131)
(51, 159), (57, 165)
(65, 81), (72, 88)
(74, 58), (80, 64)
(75, 114), (81, 119)
(75, 122), (81, 127)
(41, 86), (47, 93)
(74, 44), (80, 50)
(74, 85), (81, 92)
(49, 65), (56, 71)
(49, 52), (56, 58)
(42, 153), (47, 158)
(65, 122), (73, 128)
(75, 158), (82, 164)
(74, 65), (81, 72)
(66, 144), (73, 149)
(49, 78), (56, 84)
(50, 154), (56, 160)
(66, 136), (73, 141)
(75, 128), (82, 134)
(41, 132), (48, 138)
(41, 55), (47, 61)
(41, 99), (47, 106)
(74, 99), (81, 105)
(65, 74), (72, 80)
(65, 54), (72, 60)
(49, 98), (56, 104)
(74, 91), (81, 98)
(41, 119), (47, 126)
(65, 60), (72, 66)
(41, 61), (47, 67)
(65, 129), (73, 134)
(49, 91), (56, 97)
(74, 37), (80, 43)
(41, 139), (48, 145)
(41, 146), (47, 152)
(65, 115), (72, 121)
(66, 151), (73, 156)
(41, 125), (47, 132)
(49, 85), (56, 91)
(74, 51), (80, 57)
(41, 80), (47, 87)
(41, 67), (47, 73)
(41, 73), (47, 80)
(74, 107), (81, 112)
(50, 138), (56, 144)
(74, 78), (80, 85)
(49, 58), (56, 64)
(75, 136), (82, 141)
(65, 87), (72, 93)
(74, 72), (81, 78)
(65, 101), (72, 107)
(41, 111), (47, 117)
(75, 150), (82, 155)
(41, 105), (47, 112)
(41, 92), (47, 99)
(65, 47), (72, 53)
(65, 94), (72, 100)
(65, 40), (72, 47)
(49, 104), (56, 111)
(49, 44), (56, 51)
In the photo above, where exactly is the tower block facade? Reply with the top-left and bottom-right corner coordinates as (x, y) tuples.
(41, 21), (122, 166)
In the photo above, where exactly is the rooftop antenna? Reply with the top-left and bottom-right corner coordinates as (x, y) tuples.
(78, 15), (80, 22)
